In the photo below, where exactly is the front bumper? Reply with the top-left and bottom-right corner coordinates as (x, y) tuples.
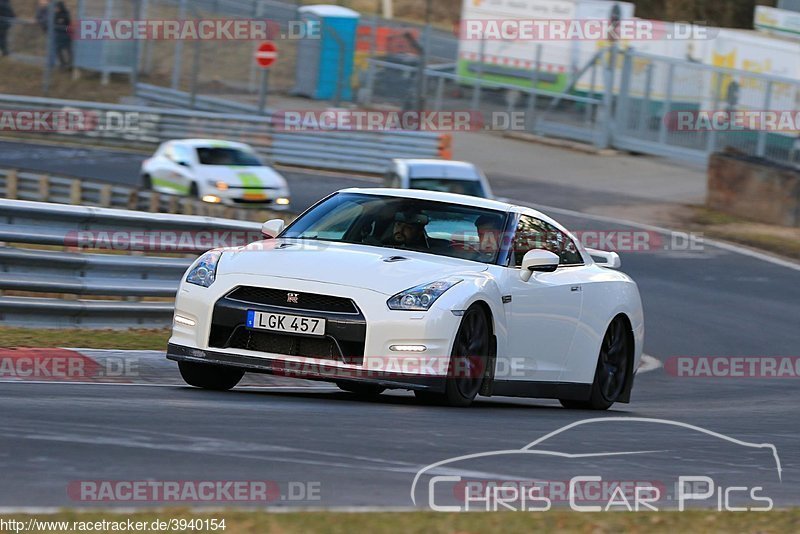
(204, 187), (291, 209)
(167, 343), (446, 391)
(169, 274), (463, 389)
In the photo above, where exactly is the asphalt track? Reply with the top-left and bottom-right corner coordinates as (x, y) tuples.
(0, 140), (798, 510)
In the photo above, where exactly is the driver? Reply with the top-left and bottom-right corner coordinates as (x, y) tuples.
(474, 214), (504, 260)
(390, 210), (430, 249)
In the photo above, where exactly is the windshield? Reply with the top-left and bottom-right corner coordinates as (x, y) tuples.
(409, 178), (486, 197)
(196, 147), (263, 166)
(282, 193), (508, 264)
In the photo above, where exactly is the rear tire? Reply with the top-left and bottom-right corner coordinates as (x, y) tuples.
(414, 305), (490, 407)
(559, 316), (631, 410)
(178, 361), (244, 391)
(336, 380), (385, 398)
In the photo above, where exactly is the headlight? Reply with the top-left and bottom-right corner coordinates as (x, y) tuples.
(210, 180), (229, 191)
(387, 277), (462, 311)
(186, 250), (222, 288)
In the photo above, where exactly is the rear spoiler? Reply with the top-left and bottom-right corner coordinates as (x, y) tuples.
(586, 248), (621, 269)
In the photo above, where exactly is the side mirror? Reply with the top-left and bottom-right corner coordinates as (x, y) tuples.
(261, 219), (286, 239)
(176, 160), (191, 168)
(520, 249), (560, 281)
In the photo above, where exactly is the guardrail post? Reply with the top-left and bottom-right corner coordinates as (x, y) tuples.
(149, 192), (160, 213)
(99, 185), (112, 207)
(39, 175), (51, 201)
(168, 195), (179, 214)
(6, 169), (18, 200)
(127, 190), (138, 211)
(69, 180), (82, 205)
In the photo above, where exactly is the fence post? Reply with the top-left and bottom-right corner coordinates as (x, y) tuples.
(613, 47), (633, 140)
(756, 81), (773, 158)
(641, 62), (653, 133)
(99, 184), (112, 207)
(526, 43), (542, 132)
(706, 72), (724, 155)
(434, 76), (445, 112)
(658, 62), (675, 145)
(597, 43), (618, 149)
(470, 38), (486, 111)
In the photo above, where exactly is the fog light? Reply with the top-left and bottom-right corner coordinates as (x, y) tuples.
(389, 344), (427, 352)
(202, 195), (222, 203)
(215, 181), (229, 191)
(174, 314), (196, 327)
(276, 197), (290, 206)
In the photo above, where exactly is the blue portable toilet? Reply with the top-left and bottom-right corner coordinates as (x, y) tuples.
(294, 5), (360, 101)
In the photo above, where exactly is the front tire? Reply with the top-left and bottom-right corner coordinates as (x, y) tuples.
(178, 361), (244, 391)
(414, 305), (490, 407)
(336, 380), (385, 398)
(141, 174), (152, 190)
(560, 315), (631, 410)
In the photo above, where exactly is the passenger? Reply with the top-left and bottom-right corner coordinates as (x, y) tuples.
(390, 210), (430, 249)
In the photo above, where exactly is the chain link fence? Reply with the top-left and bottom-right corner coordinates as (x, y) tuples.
(363, 43), (800, 167)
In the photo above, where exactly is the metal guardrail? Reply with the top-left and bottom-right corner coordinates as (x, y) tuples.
(0, 167), (281, 222)
(0, 92), (449, 175)
(0, 199), (262, 328)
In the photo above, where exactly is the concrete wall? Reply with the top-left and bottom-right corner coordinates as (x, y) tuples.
(707, 151), (800, 227)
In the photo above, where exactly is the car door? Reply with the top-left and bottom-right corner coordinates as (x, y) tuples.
(150, 142), (193, 195)
(503, 214), (586, 382)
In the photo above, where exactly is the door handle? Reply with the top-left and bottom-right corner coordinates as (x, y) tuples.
(570, 286), (582, 292)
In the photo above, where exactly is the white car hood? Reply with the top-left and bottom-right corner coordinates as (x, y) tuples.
(217, 239), (488, 296)
(195, 165), (286, 188)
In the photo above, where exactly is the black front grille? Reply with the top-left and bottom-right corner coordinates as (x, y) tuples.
(227, 328), (342, 361)
(227, 286), (359, 314)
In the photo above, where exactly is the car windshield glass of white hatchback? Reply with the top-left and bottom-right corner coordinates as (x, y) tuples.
(282, 193), (508, 264)
(196, 147), (263, 166)
(409, 178), (485, 197)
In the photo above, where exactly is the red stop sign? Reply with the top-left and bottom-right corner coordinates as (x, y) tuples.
(255, 41), (278, 69)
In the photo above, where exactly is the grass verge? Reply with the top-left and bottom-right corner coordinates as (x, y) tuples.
(0, 327), (170, 350)
(0, 510), (798, 533)
(687, 207), (800, 261)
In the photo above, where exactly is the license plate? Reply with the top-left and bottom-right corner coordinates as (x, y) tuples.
(243, 192), (267, 200)
(247, 310), (326, 336)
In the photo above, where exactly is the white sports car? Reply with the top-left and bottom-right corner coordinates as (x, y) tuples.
(167, 188), (644, 408)
(140, 139), (291, 208)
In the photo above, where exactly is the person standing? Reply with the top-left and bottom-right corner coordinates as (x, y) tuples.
(0, 0), (15, 57)
(53, 1), (72, 68)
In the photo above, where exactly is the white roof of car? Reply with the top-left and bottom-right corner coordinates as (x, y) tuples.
(168, 139), (252, 149)
(394, 159), (481, 180)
